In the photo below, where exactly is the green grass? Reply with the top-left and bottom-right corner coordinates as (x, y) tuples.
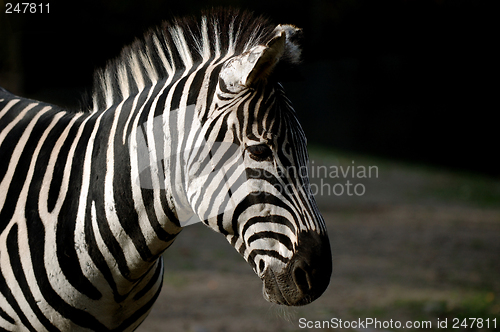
(423, 175), (500, 208)
(163, 272), (190, 288)
(308, 144), (500, 208)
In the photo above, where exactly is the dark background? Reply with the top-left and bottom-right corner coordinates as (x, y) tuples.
(0, 0), (497, 176)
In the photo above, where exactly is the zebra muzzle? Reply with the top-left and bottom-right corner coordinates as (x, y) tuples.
(262, 230), (332, 306)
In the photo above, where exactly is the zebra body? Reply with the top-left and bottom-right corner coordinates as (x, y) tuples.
(0, 10), (331, 331)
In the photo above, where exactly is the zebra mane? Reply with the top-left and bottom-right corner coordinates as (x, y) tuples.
(89, 9), (302, 113)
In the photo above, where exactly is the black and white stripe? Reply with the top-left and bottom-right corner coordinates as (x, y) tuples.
(0, 9), (331, 331)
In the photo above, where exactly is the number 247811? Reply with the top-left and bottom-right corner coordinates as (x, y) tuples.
(5, 3), (49, 14)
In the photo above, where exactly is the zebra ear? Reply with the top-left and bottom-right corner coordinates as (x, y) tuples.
(220, 24), (301, 92)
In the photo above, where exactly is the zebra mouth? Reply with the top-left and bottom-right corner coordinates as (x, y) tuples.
(261, 263), (322, 306)
(260, 230), (332, 306)
(262, 269), (290, 305)
(262, 264), (314, 306)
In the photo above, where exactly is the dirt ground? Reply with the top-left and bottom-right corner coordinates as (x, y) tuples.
(136, 151), (500, 332)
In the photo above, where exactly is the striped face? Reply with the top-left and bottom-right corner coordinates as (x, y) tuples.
(184, 51), (332, 305)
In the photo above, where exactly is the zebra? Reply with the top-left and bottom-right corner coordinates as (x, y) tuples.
(0, 9), (332, 331)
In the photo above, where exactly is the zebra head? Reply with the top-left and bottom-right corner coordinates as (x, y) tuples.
(181, 24), (332, 306)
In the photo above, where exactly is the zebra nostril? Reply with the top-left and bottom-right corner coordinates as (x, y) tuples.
(292, 262), (312, 293)
(287, 230), (332, 304)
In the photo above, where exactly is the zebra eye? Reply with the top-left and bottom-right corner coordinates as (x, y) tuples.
(247, 144), (273, 162)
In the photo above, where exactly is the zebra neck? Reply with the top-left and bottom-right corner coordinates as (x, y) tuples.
(126, 61), (225, 227)
(83, 60), (219, 281)
(75, 93), (183, 285)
